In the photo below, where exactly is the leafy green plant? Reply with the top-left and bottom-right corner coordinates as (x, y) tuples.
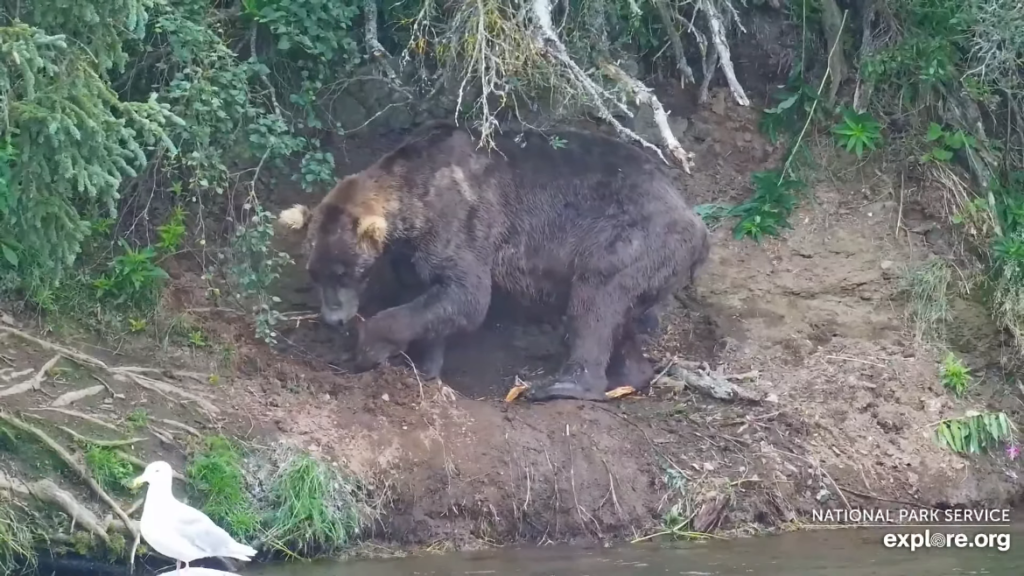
(920, 122), (975, 164)
(728, 170), (805, 243)
(831, 108), (882, 158)
(938, 352), (971, 397)
(935, 411), (1015, 455)
(758, 75), (826, 144)
(91, 240), (170, 311)
(125, 408), (149, 429)
(694, 203), (733, 231)
(224, 205), (293, 346)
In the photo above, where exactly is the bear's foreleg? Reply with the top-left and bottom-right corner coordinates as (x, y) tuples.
(353, 257), (491, 373)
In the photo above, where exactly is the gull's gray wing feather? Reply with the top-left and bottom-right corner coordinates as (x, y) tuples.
(166, 501), (242, 557)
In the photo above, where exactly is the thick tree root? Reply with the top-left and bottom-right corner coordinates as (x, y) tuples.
(0, 471), (118, 544)
(0, 412), (137, 537)
(653, 359), (763, 403)
(0, 326), (220, 418)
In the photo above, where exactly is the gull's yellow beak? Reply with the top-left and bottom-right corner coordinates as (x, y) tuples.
(130, 474), (146, 488)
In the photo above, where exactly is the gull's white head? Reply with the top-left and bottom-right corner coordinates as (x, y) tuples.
(131, 460), (174, 489)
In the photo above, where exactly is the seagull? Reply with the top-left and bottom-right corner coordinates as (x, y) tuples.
(131, 461), (258, 575)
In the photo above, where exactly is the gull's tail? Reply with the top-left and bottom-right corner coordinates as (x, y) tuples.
(223, 541), (258, 561)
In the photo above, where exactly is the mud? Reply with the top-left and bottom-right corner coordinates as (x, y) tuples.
(2, 84), (1022, 557)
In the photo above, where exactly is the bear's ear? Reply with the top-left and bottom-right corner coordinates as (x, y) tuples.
(278, 204), (311, 230)
(355, 215), (388, 253)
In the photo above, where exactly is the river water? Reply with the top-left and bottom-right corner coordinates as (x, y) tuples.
(247, 527), (1024, 576)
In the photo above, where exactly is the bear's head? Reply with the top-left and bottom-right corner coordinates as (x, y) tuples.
(277, 174), (393, 327)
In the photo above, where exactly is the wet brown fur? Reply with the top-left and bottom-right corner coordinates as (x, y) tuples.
(284, 120), (711, 401)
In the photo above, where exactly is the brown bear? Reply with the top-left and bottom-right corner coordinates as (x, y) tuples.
(277, 121), (710, 401)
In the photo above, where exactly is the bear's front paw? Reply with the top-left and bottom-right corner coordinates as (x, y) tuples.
(353, 317), (408, 372)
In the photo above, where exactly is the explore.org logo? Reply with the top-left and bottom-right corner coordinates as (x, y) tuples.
(883, 530), (1011, 552)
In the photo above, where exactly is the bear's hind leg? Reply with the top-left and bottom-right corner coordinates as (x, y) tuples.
(605, 320), (655, 392)
(528, 282), (624, 402)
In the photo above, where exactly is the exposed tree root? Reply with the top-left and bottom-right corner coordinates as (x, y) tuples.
(51, 384), (105, 407)
(651, 0), (695, 88)
(56, 425), (146, 448)
(0, 412), (137, 537)
(0, 326), (220, 418)
(0, 471), (114, 545)
(654, 359), (763, 403)
(31, 407), (121, 432)
(0, 355), (61, 399)
(699, 0), (749, 107)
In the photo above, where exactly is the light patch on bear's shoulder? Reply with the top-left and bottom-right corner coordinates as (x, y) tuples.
(278, 204), (311, 229)
(431, 166), (476, 202)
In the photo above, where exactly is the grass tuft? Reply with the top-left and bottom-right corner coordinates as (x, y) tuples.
(84, 446), (137, 494)
(0, 502), (34, 575)
(264, 452), (363, 558)
(939, 352), (972, 398)
(186, 435), (260, 541)
(899, 258), (954, 344)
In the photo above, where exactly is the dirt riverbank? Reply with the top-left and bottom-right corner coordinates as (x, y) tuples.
(2, 86), (1022, 572)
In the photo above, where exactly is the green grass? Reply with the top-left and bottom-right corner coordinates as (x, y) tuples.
(0, 503), (34, 575)
(264, 453), (364, 558)
(939, 352), (972, 398)
(84, 446), (137, 494)
(186, 435), (261, 541)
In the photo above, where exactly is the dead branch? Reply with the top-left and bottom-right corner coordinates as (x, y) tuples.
(692, 490), (731, 533)
(698, 45), (720, 104)
(820, 0), (849, 105)
(650, 0), (695, 88)
(654, 361), (763, 403)
(51, 384), (105, 407)
(0, 411), (137, 538)
(699, 0), (749, 106)
(600, 62), (695, 172)
(529, 0), (694, 173)
(363, 0), (398, 80)
(0, 355), (61, 398)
